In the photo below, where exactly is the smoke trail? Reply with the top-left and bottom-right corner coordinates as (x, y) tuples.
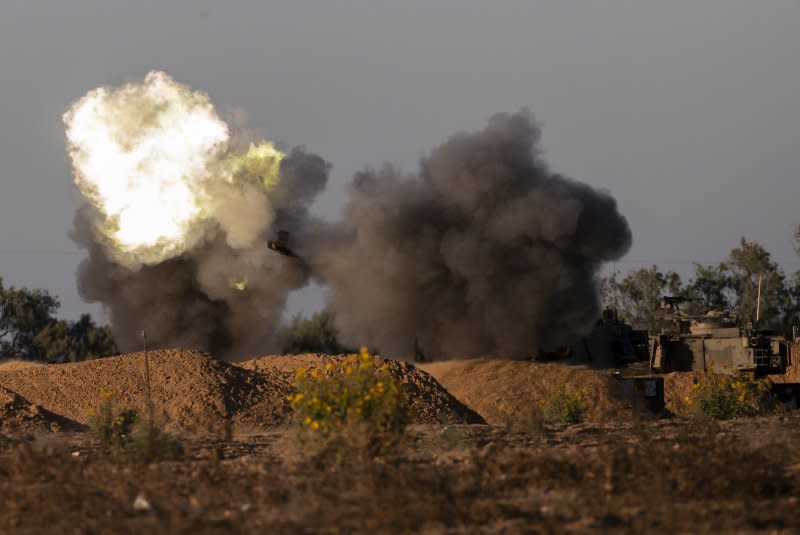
(310, 111), (631, 360)
(65, 72), (328, 357)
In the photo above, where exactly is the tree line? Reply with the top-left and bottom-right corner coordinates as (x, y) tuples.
(0, 277), (117, 363)
(601, 233), (800, 335)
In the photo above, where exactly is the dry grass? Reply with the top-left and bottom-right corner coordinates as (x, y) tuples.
(2, 416), (799, 534)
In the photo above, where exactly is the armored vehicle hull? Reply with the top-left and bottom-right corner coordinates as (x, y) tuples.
(648, 304), (790, 375)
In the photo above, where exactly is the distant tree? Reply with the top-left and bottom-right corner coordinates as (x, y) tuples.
(788, 226), (800, 334)
(785, 271), (800, 334)
(794, 224), (800, 258)
(725, 237), (789, 330)
(0, 276), (117, 362)
(683, 262), (733, 316)
(606, 237), (796, 336)
(600, 266), (683, 330)
(0, 277), (59, 359)
(276, 309), (352, 354)
(32, 315), (118, 363)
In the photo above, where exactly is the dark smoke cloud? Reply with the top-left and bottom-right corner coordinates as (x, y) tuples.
(71, 148), (329, 358)
(71, 108), (629, 361)
(308, 111), (631, 359)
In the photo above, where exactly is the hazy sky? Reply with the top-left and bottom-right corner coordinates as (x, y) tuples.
(1, 1), (798, 322)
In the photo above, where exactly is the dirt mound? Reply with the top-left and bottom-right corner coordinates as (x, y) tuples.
(240, 354), (485, 424)
(0, 385), (86, 435)
(0, 359), (43, 372)
(0, 350), (483, 435)
(418, 359), (633, 426)
(0, 349), (292, 435)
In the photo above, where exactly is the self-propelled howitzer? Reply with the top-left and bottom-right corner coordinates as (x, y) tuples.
(648, 297), (790, 375)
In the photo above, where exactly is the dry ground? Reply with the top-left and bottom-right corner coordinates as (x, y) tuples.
(419, 359), (633, 426)
(2, 350), (800, 533)
(2, 417), (800, 534)
(0, 350), (481, 436)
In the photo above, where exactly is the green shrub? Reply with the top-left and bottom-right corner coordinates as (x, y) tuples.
(289, 348), (409, 452)
(88, 389), (181, 461)
(544, 385), (586, 424)
(130, 420), (183, 462)
(88, 389), (138, 453)
(276, 309), (352, 355)
(691, 370), (775, 420)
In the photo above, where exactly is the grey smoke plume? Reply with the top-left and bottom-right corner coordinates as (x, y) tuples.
(71, 148), (329, 357)
(66, 74), (628, 362)
(309, 111), (631, 359)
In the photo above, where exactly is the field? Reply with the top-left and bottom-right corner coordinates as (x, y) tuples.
(2, 351), (800, 534)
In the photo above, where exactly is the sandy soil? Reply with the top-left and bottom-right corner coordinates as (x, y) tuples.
(0, 360), (43, 372)
(0, 349), (290, 435)
(0, 350), (483, 436)
(2, 349), (800, 533)
(419, 359), (633, 426)
(242, 354), (484, 424)
(0, 385), (86, 435)
(2, 417), (799, 534)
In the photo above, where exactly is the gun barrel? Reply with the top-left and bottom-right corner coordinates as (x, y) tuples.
(267, 229), (299, 258)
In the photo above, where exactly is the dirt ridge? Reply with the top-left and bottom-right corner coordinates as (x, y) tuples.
(0, 349), (485, 434)
(419, 358), (634, 426)
(0, 385), (86, 435)
(241, 354), (485, 424)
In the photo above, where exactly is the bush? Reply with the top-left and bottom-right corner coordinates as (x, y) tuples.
(276, 309), (352, 354)
(130, 420), (183, 462)
(691, 370), (775, 420)
(544, 385), (586, 424)
(88, 389), (137, 453)
(289, 348), (409, 452)
(88, 389), (181, 461)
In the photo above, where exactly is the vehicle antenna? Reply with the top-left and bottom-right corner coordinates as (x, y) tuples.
(756, 274), (763, 326)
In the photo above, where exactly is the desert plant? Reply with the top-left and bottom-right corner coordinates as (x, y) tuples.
(520, 404), (548, 441)
(544, 384), (586, 424)
(289, 347), (409, 452)
(691, 370), (775, 420)
(87, 389), (138, 453)
(129, 419), (183, 462)
(87, 389), (181, 461)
